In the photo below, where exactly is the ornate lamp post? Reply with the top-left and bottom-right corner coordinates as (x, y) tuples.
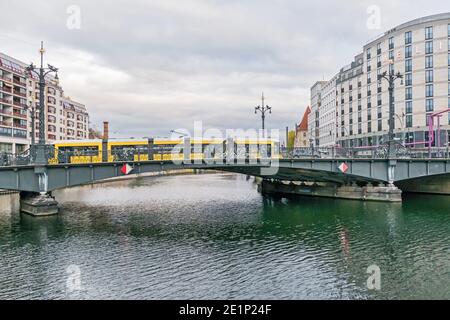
(24, 42), (59, 164)
(377, 63), (403, 158)
(254, 92), (271, 138)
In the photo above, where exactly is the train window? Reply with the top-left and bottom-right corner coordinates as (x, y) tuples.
(111, 145), (148, 154)
(58, 146), (99, 156)
(153, 144), (179, 154)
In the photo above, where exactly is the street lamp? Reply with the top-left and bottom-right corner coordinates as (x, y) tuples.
(254, 92), (271, 138)
(23, 41), (59, 164)
(377, 63), (403, 158)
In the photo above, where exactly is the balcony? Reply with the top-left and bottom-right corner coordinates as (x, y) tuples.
(0, 109), (12, 116)
(0, 121), (11, 127)
(13, 111), (27, 119)
(48, 134), (57, 140)
(0, 76), (12, 83)
(13, 79), (26, 87)
(13, 123), (27, 129)
(13, 101), (27, 108)
(13, 91), (26, 98)
(0, 98), (11, 105)
(1, 86), (12, 93)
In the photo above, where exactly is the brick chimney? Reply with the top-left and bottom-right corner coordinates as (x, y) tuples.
(103, 121), (109, 141)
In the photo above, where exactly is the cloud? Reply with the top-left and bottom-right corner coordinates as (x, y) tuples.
(0, 0), (448, 139)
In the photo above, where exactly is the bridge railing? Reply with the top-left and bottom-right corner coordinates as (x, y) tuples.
(1, 145), (450, 168)
(281, 146), (450, 159)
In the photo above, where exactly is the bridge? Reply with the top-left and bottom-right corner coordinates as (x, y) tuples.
(1, 143), (450, 216)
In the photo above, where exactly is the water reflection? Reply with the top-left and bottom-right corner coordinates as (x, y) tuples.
(0, 174), (449, 299)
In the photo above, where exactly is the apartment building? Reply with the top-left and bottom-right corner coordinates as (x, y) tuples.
(294, 106), (311, 148)
(0, 51), (89, 154)
(308, 81), (327, 147)
(317, 76), (338, 147)
(311, 13), (450, 148)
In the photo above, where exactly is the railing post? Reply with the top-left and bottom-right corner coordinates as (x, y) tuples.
(183, 137), (191, 164)
(147, 138), (154, 161)
(226, 137), (235, 164)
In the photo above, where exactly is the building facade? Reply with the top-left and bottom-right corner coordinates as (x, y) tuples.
(294, 106), (311, 147)
(308, 81), (327, 147)
(0, 52), (89, 154)
(311, 13), (450, 148)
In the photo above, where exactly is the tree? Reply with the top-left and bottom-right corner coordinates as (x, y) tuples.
(287, 130), (296, 150)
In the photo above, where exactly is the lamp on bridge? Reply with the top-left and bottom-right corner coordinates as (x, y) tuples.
(254, 92), (271, 138)
(377, 61), (403, 159)
(23, 41), (59, 164)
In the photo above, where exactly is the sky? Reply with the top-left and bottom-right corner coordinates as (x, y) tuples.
(0, 0), (449, 139)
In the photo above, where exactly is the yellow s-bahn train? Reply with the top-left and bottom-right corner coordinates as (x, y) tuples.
(48, 138), (278, 164)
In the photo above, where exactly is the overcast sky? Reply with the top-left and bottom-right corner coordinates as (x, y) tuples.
(0, 1), (448, 139)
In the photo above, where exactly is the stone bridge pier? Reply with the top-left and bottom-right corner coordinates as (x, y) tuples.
(259, 180), (402, 202)
(19, 167), (58, 216)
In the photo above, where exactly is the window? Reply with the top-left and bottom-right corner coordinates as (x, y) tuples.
(425, 56), (433, 69)
(425, 26), (433, 40)
(377, 42), (382, 55)
(406, 101), (412, 114)
(425, 70), (434, 83)
(405, 45), (412, 58)
(426, 99), (434, 112)
(389, 63), (394, 74)
(406, 115), (413, 128)
(378, 119), (382, 131)
(405, 73), (412, 86)
(405, 59), (412, 72)
(448, 24), (450, 37)
(377, 94), (382, 106)
(406, 87), (412, 100)
(426, 114), (433, 126)
(425, 41), (433, 54)
(389, 50), (394, 60)
(367, 48), (371, 60)
(405, 31), (412, 44)
(426, 84), (434, 97)
(389, 37), (394, 49)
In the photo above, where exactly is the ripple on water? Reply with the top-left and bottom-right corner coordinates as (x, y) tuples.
(0, 173), (449, 299)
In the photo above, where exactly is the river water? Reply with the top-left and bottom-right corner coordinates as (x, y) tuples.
(0, 173), (449, 299)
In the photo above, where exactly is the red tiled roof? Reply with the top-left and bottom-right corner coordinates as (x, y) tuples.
(297, 106), (311, 131)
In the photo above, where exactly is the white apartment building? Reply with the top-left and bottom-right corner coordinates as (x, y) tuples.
(318, 76), (337, 147)
(308, 81), (327, 147)
(0, 52), (89, 154)
(342, 14), (450, 148)
(308, 77), (338, 147)
(311, 13), (450, 148)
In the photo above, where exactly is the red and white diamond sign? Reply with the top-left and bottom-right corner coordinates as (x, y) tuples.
(338, 162), (349, 174)
(121, 163), (133, 175)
